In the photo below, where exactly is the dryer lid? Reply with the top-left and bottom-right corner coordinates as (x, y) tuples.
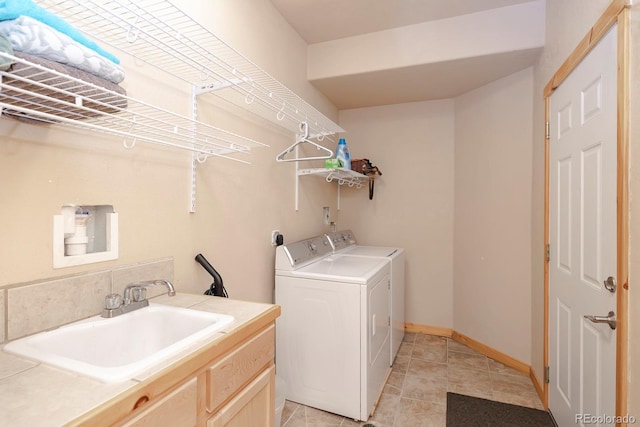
(293, 255), (389, 283)
(343, 246), (402, 258)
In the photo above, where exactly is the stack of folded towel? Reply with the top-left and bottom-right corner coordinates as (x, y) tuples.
(0, 0), (127, 123)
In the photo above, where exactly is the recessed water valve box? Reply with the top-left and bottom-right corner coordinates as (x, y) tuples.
(53, 204), (119, 268)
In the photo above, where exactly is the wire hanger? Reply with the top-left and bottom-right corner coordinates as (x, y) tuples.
(275, 121), (333, 162)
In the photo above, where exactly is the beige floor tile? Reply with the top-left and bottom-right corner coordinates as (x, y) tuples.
(490, 371), (538, 395)
(447, 366), (493, 399)
(406, 359), (447, 381)
(394, 398), (446, 427)
(412, 340), (447, 363)
(402, 374), (447, 404)
(415, 334), (447, 346)
(447, 350), (489, 371)
(402, 332), (417, 344)
(397, 342), (413, 358)
(339, 419), (363, 426)
(306, 406), (344, 425)
(391, 356), (410, 375)
(282, 400), (301, 426)
(488, 358), (528, 377)
(383, 372), (405, 396)
(369, 392), (400, 426)
(283, 403), (307, 427)
(447, 339), (482, 355)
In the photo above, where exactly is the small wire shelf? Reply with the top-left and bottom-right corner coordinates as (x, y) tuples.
(298, 168), (368, 189)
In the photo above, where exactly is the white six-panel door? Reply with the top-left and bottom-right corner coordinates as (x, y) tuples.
(548, 25), (617, 426)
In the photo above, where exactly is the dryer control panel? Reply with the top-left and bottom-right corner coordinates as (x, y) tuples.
(326, 230), (357, 252)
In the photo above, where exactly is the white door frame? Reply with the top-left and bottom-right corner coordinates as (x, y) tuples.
(543, 0), (629, 423)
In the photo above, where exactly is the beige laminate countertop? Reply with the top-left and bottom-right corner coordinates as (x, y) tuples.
(0, 293), (279, 427)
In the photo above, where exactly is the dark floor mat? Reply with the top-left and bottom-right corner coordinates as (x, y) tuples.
(446, 392), (555, 427)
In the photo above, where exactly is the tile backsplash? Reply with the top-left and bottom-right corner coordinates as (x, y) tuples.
(2, 258), (173, 342)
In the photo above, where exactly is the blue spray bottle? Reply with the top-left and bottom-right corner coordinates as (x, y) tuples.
(335, 138), (351, 169)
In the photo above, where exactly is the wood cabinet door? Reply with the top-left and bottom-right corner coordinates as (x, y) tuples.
(207, 325), (275, 412)
(120, 378), (198, 427)
(207, 365), (274, 427)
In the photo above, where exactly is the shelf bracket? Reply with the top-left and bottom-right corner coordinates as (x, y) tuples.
(295, 145), (300, 211)
(295, 167), (368, 211)
(194, 78), (250, 96)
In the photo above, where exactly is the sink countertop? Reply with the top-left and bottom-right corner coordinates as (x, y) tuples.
(0, 293), (279, 427)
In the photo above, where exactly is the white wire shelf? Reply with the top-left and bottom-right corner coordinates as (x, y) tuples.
(298, 168), (368, 188)
(0, 52), (265, 163)
(36, 0), (344, 142)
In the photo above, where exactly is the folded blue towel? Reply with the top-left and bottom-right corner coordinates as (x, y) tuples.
(0, 0), (120, 64)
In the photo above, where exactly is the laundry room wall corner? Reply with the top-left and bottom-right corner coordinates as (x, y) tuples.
(338, 100), (455, 329)
(453, 67), (534, 364)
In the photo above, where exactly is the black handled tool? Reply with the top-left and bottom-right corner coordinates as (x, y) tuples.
(195, 253), (228, 297)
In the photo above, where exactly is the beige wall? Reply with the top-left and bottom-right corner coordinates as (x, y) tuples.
(338, 100), (455, 328)
(0, 0), (339, 307)
(453, 67), (534, 363)
(336, 69), (535, 364)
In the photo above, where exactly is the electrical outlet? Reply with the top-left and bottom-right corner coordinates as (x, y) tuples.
(271, 230), (281, 246)
(323, 207), (330, 225)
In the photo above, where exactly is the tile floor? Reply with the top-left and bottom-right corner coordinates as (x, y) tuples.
(280, 332), (544, 427)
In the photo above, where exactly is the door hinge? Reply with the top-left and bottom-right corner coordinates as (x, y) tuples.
(545, 121), (550, 140)
(388, 317), (391, 327)
(544, 366), (550, 384)
(546, 244), (550, 262)
(388, 279), (391, 290)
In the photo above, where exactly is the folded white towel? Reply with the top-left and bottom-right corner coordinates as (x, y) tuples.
(0, 15), (124, 84)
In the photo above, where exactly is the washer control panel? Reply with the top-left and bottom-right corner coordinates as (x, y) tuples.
(280, 235), (332, 268)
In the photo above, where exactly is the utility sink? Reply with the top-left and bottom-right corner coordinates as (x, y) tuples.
(3, 303), (233, 383)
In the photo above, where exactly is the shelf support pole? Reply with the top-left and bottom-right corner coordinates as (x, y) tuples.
(295, 145), (300, 211)
(189, 85), (198, 213)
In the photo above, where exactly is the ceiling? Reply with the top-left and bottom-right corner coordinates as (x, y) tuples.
(270, 0), (543, 109)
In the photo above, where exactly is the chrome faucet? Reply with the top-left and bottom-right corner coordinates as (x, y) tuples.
(124, 280), (176, 304)
(101, 279), (176, 318)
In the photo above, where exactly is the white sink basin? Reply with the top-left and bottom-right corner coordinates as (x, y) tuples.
(3, 303), (233, 383)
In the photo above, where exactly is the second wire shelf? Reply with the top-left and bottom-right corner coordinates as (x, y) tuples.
(297, 168), (369, 188)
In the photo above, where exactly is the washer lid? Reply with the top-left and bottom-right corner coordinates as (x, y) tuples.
(292, 255), (389, 283)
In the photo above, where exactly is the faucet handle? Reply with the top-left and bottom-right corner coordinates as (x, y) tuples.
(105, 293), (122, 310)
(131, 287), (147, 302)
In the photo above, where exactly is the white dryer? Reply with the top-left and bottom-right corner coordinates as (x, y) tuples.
(326, 230), (405, 363)
(275, 235), (391, 421)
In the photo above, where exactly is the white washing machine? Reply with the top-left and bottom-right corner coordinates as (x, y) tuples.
(275, 235), (391, 421)
(326, 230), (405, 363)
